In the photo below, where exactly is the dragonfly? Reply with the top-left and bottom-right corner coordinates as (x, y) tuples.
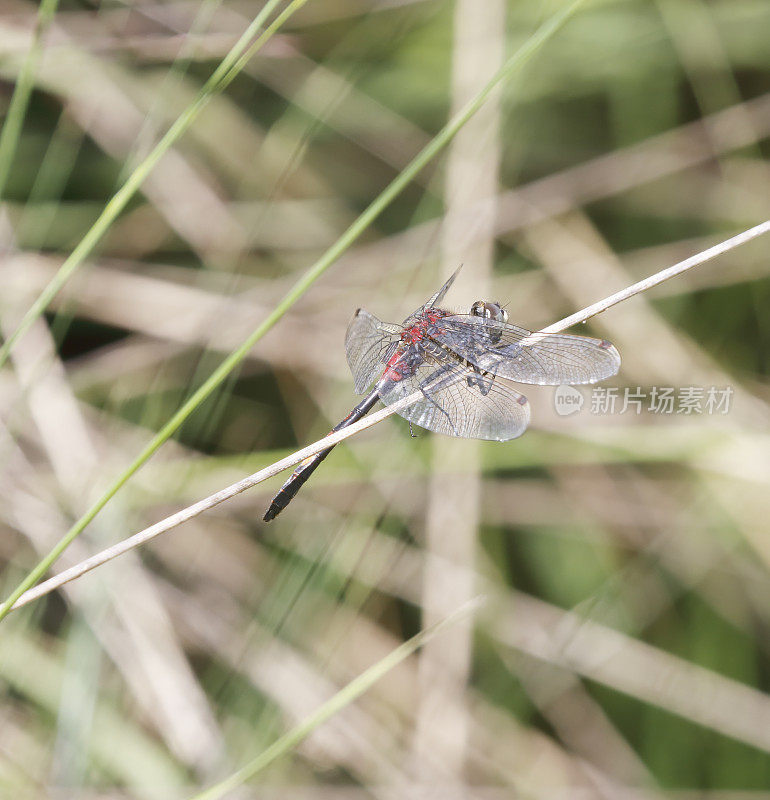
(263, 267), (620, 521)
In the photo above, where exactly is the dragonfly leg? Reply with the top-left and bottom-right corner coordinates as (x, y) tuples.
(419, 383), (459, 437)
(466, 365), (495, 397)
(417, 363), (463, 436)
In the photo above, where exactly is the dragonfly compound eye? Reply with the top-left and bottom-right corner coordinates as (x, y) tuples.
(472, 301), (507, 324)
(471, 301), (486, 317)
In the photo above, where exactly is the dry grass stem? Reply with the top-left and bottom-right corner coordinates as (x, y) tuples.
(539, 220), (770, 333)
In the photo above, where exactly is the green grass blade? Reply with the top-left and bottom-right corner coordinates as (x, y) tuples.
(189, 598), (482, 800)
(0, 0), (584, 622)
(0, 0), (308, 370)
(0, 0), (60, 199)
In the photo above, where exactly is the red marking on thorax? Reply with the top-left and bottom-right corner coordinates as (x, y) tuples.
(401, 309), (445, 343)
(383, 309), (447, 382)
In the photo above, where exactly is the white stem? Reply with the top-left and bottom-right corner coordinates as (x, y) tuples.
(541, 220), (770, 333)
(11, 220), (770, 610)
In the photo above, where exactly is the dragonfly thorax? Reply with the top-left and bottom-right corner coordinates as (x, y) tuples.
(400, 308), (447, 345)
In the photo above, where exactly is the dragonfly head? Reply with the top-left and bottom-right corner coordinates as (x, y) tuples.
(471, 300), (508, 324)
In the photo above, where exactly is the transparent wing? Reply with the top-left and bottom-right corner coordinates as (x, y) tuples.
(378, 353), (530, 442)
(423, 265), (462, 309)
(345, 308), (402, 394)
(428, 315), (621, 386)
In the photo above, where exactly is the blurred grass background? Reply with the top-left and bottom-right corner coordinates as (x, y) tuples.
(1, 0), (770, 797)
